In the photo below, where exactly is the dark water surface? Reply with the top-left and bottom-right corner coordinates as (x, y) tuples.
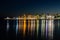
(0, 17), (60, 40)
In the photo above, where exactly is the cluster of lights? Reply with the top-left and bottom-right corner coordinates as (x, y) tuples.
(5, 14), (60, 40)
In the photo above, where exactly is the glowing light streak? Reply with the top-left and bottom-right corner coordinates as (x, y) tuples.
(16, 18), (18, 35)
(7, 20), (9, 32)
(51, 20), (54, 39)
(28, 19), (31, 35)
(28, 15), (31, 34)
(41, 19), (45, 37)
(32, 19), (35, 35)
(31, 19), (35, 35)
(31, 19), (34, 35)
(48, 17), (54, 40)
(23, 15), (26, 36)
(18, 16), (23, 32)
(35, 15), (40, 37)
(47, 15), (54, 40)
(46, 19), (48, 39)
(36, 19), (39, 36)
(48, 20), (52, 39)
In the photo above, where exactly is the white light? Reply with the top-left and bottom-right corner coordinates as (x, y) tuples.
(7, 20), (9, 32)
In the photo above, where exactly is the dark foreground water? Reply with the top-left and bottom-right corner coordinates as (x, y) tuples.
(0, 17), (60, 40)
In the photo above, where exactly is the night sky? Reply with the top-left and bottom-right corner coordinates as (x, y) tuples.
(0, 0), (60, 17)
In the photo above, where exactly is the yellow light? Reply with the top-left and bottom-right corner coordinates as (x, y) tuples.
(36, 19), (39, 36)
(23, 15), (26, 36)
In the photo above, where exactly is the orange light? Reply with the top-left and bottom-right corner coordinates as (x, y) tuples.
(23, 15), (26, 36)
(28, 15), (31, 33)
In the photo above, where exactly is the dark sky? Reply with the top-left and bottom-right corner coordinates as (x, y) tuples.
(0, 0), (60, 17)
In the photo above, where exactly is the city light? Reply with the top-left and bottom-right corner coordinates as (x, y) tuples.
(5, 14), (60, 40)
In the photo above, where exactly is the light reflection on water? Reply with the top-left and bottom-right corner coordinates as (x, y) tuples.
(6, 19), (60, 40)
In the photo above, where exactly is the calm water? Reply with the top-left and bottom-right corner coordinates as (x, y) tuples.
(0, 17), (60, 40)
